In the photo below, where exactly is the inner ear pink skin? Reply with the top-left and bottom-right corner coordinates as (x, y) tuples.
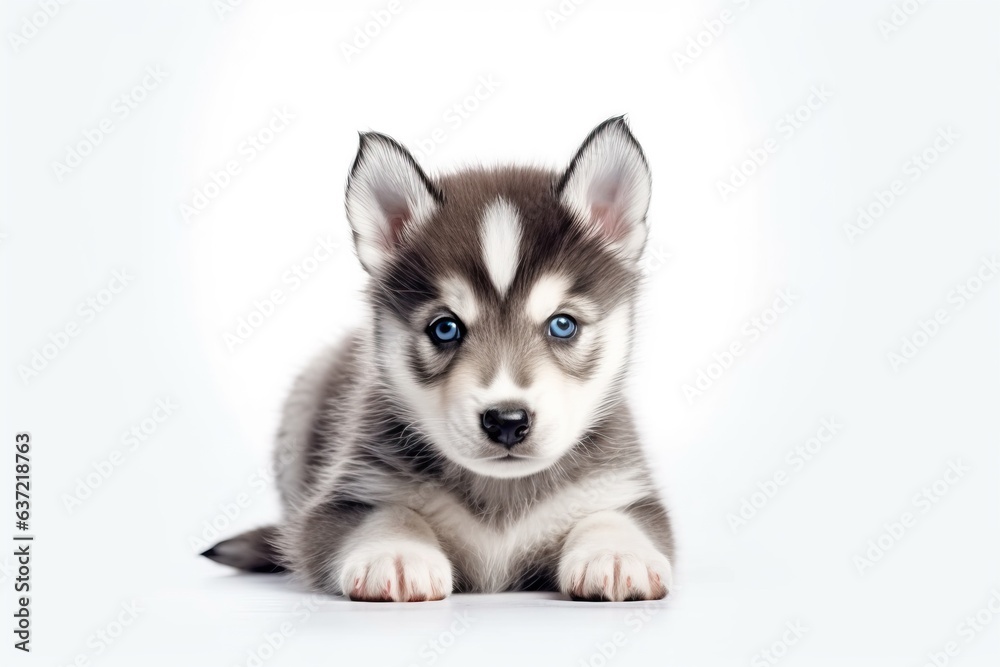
(383, 212), (409, 249)
(376, 188), (413, 249)
(590, 202), (630, 242)
(587, 171), (633, 242)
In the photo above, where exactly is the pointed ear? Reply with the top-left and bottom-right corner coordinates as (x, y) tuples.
(345, 132), (442, 274)
(557, 117), (652, 261)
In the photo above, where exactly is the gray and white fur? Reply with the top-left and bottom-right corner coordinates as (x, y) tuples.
(203, 117), (675, 602)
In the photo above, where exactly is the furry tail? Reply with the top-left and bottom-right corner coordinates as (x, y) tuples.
(201, 526), (285, 573)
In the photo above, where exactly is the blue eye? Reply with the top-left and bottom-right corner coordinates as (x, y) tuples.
(429, 317), (462, 344)
(548, 315), (578, 339)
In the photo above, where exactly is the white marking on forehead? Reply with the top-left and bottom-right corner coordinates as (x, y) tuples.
(438, 275), (479, 323)
(479, 198), (522, 295)
(526, 273), (572, 323)
(480, 368), (521, 399)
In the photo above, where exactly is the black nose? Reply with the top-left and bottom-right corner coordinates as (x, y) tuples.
(481, 408), (530, 448)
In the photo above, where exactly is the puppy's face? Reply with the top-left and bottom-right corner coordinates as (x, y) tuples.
(347, 119), (652, 478)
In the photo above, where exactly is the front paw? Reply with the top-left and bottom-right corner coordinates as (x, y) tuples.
(339, 542), (453, 602)
(559, 547), (672, 602)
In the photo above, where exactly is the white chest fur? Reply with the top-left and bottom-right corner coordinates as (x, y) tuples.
(408, 469), (652, 592)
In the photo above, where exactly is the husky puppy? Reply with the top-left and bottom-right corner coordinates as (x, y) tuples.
(203, 117), (674, 602)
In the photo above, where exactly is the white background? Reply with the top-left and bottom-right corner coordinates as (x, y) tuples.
(2, 1), (999, 665)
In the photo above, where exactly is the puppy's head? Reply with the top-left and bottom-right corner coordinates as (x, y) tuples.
(346, 117), (652, 479)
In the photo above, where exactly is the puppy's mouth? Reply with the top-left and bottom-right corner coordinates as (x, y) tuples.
(441, 422), (554, 476)
(483, 452), (541, 462)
